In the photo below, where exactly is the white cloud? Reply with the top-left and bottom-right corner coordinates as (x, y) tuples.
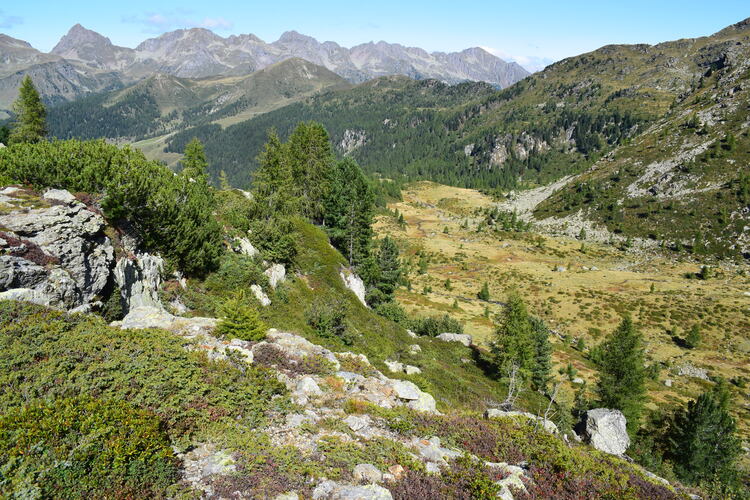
(0, 10), (23, 29)
(123, 11), (233, 34)
(480, 46), (555, 73)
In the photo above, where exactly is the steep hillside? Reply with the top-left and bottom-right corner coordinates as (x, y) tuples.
(46, 58), (350, 144)
(534, 19), (750, 259)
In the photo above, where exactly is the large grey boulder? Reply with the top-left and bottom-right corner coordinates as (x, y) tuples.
(577, 408), (630, 455)
(0, 192), (114, 309)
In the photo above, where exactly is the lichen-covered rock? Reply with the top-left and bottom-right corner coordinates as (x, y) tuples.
(436, 332), (473, 347)
(391, 379), (421, 400)
(353, 464), (383, 484)
(577, 408), (630, 455)
(0, 192), (114, 309)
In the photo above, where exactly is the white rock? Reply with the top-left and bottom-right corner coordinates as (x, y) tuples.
(407, 391), (436, 412)
(340, 268), (368, 307)
(42, 189), (77, 204)
(408, 344), (422, 354)
(251, 284), (271, 306)
(344, 415), (371, 432)
(233, 237), (259, 257)
(664, 378), (673, 387)
(275, 493), (299, 500)
(296, 376), (323, 398)
(391, 380), (421, 400)
(404, 365), (422, 375)
(436, 332), (473, 347)
(572, 377), (585, 385)
(578, 408), (630, 456)
(677, 363), (709, 381)
(406, 329), (418, 338)
(265, 263), (286, 289)
(384, 360), (404, 373)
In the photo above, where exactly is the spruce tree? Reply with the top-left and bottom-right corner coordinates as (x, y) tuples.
(180, 138), (209, 182)
(529, 316), (552, 392)
(666, 380), (741, 486)
(492, 292), (535, 378)
(685, 324), (701, 349)
(324, 158), (374, 266)
(477, 282), (490, 301)
(286, 121), (335, 223)
(365, 236), (402, 306)
(216, 293), (268, 341)
(594, 315), (647, 434)
(9, 76), (47, 144)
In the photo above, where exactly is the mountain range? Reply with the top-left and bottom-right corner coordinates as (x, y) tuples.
(0, 24), (529, 117)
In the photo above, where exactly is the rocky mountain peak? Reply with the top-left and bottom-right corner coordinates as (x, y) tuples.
(51, 24), (114, 54)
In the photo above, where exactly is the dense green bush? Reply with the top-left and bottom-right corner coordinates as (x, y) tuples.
(409, 314), (464, 337)
(0, 397), (178, 498)
(215, 293), (268, 341)
(0, 301), (286, 436)
(0, 140), (223, 275)
(305, 297), (352, 344)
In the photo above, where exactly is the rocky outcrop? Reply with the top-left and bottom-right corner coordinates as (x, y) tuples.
(576, 408), (630, 456)
(114, 253), (165, 312)
(232, 236), (259, 257)
(0, 188), (114, 309)
(340, 268), (367, 307)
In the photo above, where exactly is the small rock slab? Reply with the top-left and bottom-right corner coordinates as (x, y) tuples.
(436, 332), (473, 347)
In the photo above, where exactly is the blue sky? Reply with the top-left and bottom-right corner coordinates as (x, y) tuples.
(1, 1), (748, 71)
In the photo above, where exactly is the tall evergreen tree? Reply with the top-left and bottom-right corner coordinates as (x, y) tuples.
(324, 158), (374, 266)
(286, 122), (335, 223)
(180, 138), (209, 182)
(529, 316), (553, 393)
(492, 293), (535, 378)
(251, 130), (299, 219)
(595, 315), (647, 434)
(9, 76), (47, 144)
(364, 236), (402, 307)
(0, 125), (9, 145)
(666, 380), (741, 486)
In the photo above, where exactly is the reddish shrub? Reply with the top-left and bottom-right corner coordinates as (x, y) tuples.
(211, 457), (310, 498)
(1, 231), (59, 266)
(252, 343), (334, 376)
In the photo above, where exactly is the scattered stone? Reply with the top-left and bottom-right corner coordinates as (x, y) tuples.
(387, 465), (405, 480)
(435, 332), (473, 347)
(265, 263), (286, 289)
(296, 376), (323, 399)
(555, 265), (567, 272)
(664, 378), (673, 387)
(408, 344), (421, 354)
(577, 408), (630, 456)
(572, 377), (585, 385)
(344, 415), (371, 433)
(353, 464), (383, 484)
(677, 363), (710, 381)
(178, 443), (236, 497)
(251, 284), (272, 306)
(404, 365), (422, 375)
(406, 329), (417, 338)
(384, 360), (404, 373)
